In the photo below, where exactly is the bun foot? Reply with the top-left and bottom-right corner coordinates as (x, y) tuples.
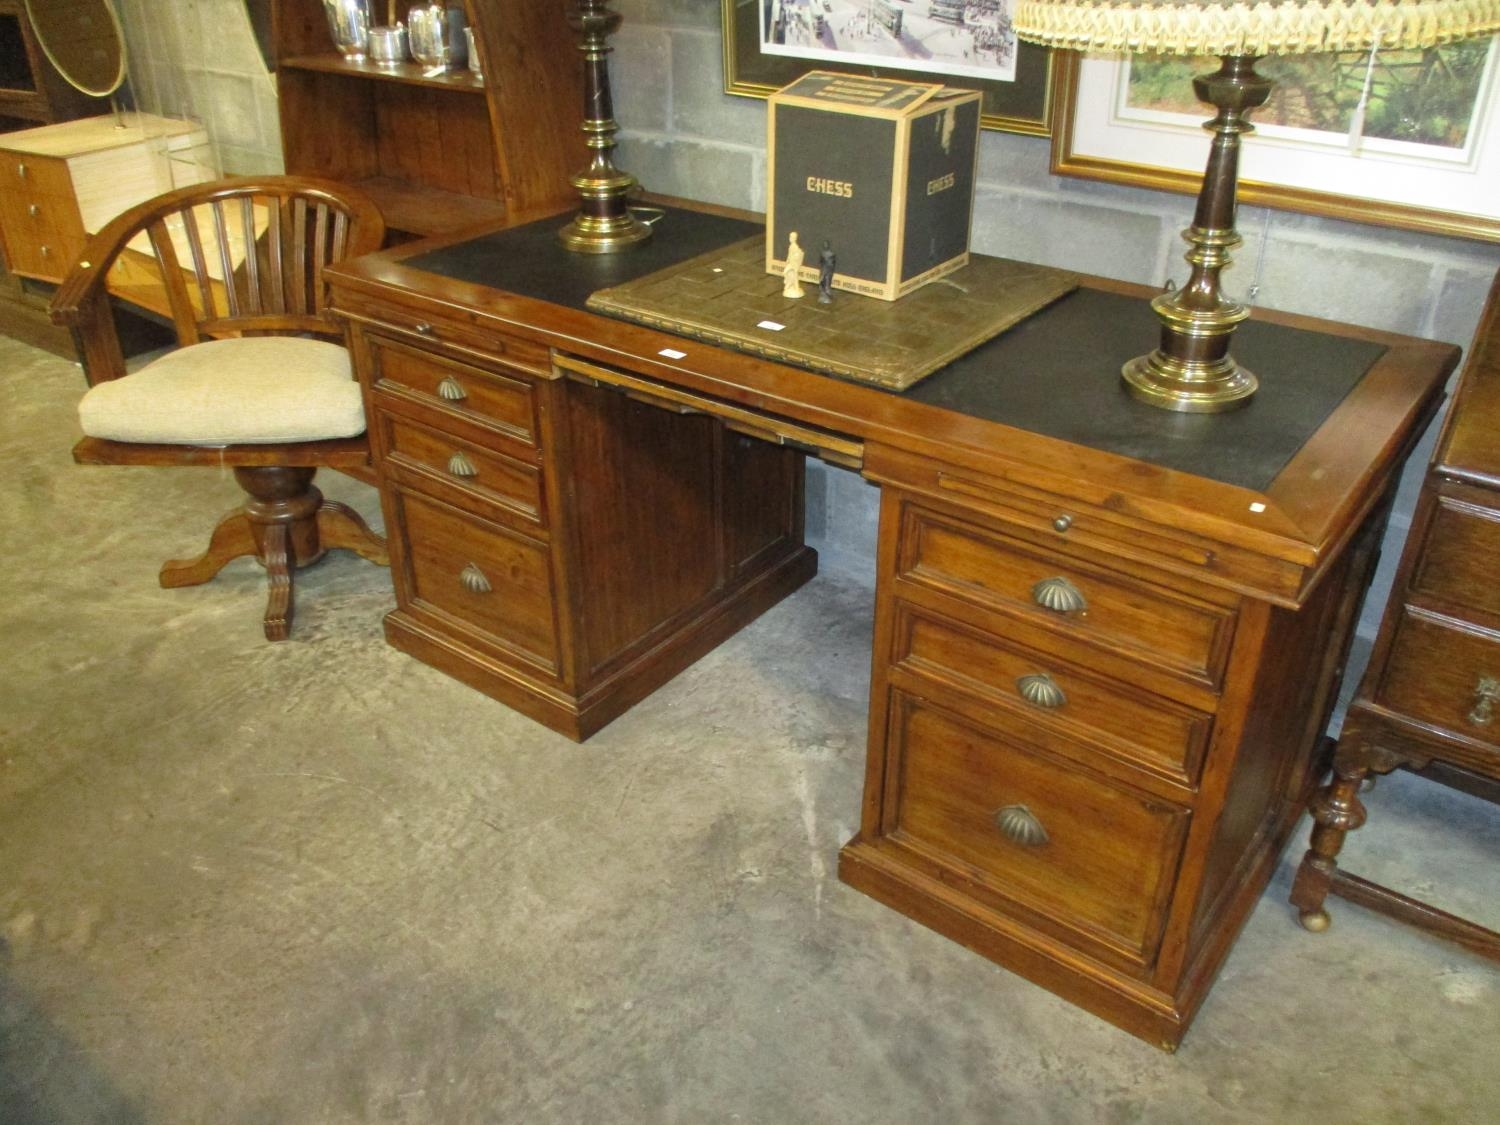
(1299, 908), (1331, 933)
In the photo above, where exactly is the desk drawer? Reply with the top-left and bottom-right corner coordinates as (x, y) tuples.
(394, 489), (558, 674)
(1411, 493), (1500, 620)
(882, 689), (1189, 967)
(380, 409), (544, 530)
(343, 300), (553, 378)
(893, 602), (1210, 787)
(898, 503), (1235, 689)
(1376, 609), (1500, 744)
(369, 336), (538, 448)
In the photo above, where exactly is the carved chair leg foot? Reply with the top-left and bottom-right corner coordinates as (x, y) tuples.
(262, 522), (294, 642)
(316, 499), (389, 566)
(160, 506), (259, 588)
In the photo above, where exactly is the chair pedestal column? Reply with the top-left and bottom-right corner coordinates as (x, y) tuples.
(159, 466), (387, 640)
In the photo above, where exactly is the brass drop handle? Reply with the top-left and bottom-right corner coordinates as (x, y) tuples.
(994, 804), (1049, 847)
(437, 377), (467, 402)
(414, 322), (435, 336)
(459, 563), (492, 594)
(447, 450), (477, 478)
(1470, 676), (1499, 726)
(1032, 575), (1086, 614)
(27, 203), (39, 217)
(16, 162), (26, 178)
(1017, 672), (1065, 709)
(39, 245), (50, 258)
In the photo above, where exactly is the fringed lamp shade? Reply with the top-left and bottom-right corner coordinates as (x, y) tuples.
(1013, 1), (1500, 412)
(1013, 1), (1500, 55)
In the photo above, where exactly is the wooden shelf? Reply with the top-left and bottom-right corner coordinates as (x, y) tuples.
(273, 0), (580, 239)
(281, 53), (485, 94)
(356, 176), (507, 238)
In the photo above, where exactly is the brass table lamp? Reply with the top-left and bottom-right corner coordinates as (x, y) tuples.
(1015, 0), (1500, 413)
(559, 0), (652, 254)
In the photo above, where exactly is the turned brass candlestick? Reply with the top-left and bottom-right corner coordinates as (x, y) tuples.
(558, 0), (652, 254)
(1122, 55), (1265, 413)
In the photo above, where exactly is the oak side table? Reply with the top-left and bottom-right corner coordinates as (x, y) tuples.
(1292, 270), (1500, 960)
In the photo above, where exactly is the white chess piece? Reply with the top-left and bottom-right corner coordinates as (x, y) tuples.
(782, 232), (806, 299)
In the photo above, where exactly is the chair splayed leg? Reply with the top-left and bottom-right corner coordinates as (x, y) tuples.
(159, 466), (387, 640)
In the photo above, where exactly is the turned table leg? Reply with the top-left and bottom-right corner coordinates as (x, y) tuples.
(1290, 759), (1368, 932)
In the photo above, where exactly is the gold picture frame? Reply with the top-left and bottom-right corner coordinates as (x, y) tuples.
(1049, 51), (1500, 244)
(721, 0), (1055, 137)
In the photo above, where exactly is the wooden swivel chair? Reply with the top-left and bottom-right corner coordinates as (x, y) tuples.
(51, 176), (389, 640)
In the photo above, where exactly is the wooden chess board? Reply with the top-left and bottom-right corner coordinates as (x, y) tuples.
(586, 236), (1076, 391)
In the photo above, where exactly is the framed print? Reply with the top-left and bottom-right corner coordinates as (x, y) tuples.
(722, 0), (1055, 137)
(1049, 46), (1500, 243)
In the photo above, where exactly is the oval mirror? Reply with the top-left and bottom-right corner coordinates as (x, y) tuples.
(23, 0), (127, 98)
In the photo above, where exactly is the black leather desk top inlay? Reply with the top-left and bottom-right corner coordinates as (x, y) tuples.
(407, 208), (1384, 493)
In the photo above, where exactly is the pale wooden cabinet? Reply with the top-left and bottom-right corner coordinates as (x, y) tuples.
(0, 113), (207, 282)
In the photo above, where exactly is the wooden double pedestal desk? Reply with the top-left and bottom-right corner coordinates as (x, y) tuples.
(324, 207), (1458, 1050)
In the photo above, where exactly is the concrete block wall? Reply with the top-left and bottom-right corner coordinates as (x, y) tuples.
(611, 3), (1500, 650)
(115, 0), (283, 177)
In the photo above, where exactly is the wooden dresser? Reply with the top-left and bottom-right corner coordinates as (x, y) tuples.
(327, 207), (1456, 1048)
(1291, 271), (1500, 958)
(0, 113), (207, 282)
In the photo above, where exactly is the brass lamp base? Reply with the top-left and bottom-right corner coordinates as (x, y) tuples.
(1122, 54), (1271, 414)
(559, 0), (652, 256)
(558, 205), (653, 254)
(1122, 285), (1258, 413)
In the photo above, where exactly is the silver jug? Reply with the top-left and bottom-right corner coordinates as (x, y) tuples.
(322, 0), (371, 59)
(407, 4), (444, 66)
(408, 3), (464, 69)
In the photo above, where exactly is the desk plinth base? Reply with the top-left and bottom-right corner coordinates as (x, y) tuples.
(838, 838), (1192, 1051)
(384, 544), (818, 741)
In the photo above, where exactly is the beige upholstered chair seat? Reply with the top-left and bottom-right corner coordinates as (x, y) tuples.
(78, 336), (366, 445)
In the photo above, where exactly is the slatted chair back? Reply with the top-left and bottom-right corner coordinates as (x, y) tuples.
(53, 176), (385, 381)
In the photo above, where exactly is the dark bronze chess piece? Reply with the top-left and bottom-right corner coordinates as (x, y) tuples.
(818, 240), (835, 305)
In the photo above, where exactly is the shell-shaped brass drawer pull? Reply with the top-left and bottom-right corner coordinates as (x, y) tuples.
(459, 563), (492, 594)
(994, 804), (1049, 847)
(1470, 675), (1499, 726)
(446, 451), (478, 477)
(1032, 575), (1086, 614)
(438, 377), (467, 402)
(1017, 673), (1066, 709)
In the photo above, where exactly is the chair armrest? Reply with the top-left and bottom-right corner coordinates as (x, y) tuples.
(50, 238), (130, 384)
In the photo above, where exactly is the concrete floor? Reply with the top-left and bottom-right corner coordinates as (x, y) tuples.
(2, 333), (1498, 1124)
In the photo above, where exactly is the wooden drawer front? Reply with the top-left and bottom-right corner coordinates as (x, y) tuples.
(1411, 495), (1500, 619)
(343, 300), (553, 379)
(397, 490), (558, 673)
(371, 338), (537, 447)
(1378, 609), (1500, 743)
(0, 152), (73, 199)
(382, 412), (543, 528)
(900, 505), (1234, 688)
(884, 690), (1189, 966)
(895, 604), (1210, 786)
(0, 191), (82, 279)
